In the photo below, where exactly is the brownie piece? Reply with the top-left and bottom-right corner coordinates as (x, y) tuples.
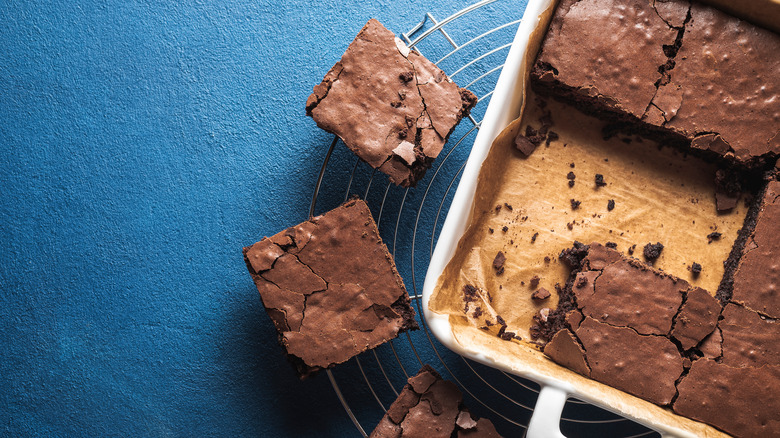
(369, 365), (503, 438)
(242, 199), (417, 378)
(532, 0), (780, 166)
(719, 303), (780, 368)
(306, 19), (477, 187)
(540, 242), (780, 433)
(730, 180), (780, 319)
(541, 243), (720, 406)
(674, 359), (780, 438)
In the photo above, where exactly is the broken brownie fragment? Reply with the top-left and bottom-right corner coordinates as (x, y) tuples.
(243, 199), (417, 378)
(369, 365), (503, 438)
(307, 19), (477, 187)
(670, 287), (719, 351)
(532, 288), (551, 301)
(492, 251), (506, 276)
(642, 242), (664, 262)
(515, 134), (539, 157)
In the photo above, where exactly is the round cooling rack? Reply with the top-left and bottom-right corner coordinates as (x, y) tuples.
(307, 1), (662, 436)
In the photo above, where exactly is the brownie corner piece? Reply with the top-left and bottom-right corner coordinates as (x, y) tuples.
(243, 198), (417, 378)
(306, 18), (477, 187)
(369, 364), (503, 438)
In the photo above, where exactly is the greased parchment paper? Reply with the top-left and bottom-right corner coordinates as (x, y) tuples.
(428, 3), (743, 436)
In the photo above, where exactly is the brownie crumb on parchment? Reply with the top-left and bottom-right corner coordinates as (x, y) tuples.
(493, 251), (506, 276)
(607, 199), (615, 211)
(643, 242), (664, 262)
(690, 262), (702, 275)
(707, 231), (722, 243)
(570, 199), (581, 210)
(532, 288), (551, 301)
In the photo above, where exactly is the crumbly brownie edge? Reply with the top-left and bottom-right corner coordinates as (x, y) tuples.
(715, 175), (775, 303)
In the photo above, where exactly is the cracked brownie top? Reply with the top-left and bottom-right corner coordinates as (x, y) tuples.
(532, 0), (780, 166)
(243, 198), (417, 378)
(306, 19), (477, 187)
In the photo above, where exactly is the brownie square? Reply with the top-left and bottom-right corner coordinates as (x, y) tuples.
(306, 19), (477, 187)
(243, 199), (417, 378)
(531, 0), (780, 165)
(369, 365), (503, 438)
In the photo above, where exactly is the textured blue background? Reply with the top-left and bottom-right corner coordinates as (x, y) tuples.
(0, 1), (525, 436)
(2, 1), (661, 437)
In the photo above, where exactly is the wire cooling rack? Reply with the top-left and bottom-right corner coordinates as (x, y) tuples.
(308, 1), (662, 436)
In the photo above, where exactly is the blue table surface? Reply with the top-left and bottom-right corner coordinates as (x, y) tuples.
(2, 1), (662, 437)
(1, 1), (527, 436)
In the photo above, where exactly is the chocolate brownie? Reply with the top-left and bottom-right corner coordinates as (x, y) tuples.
(532, 0), (780, 166)
(243, 199), (417, 378)
(540, 243), (719, 404)
(306, 19), (477, 187)
(369, 365), (503, 438)
(539, 242), (780, 434)
(674, 359), (780, 438)
(730, 180), (780, 319)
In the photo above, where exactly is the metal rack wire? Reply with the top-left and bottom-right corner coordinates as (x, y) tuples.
(308, 1), (662, 436)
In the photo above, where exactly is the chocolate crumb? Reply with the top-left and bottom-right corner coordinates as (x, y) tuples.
(605, 242), (617, 249)
(530, 275), (540, 288)
(525, 126), (545, 146)
(488, 228), (494, 234)
(643, 242), (664, 262)
(607, 199), (615, 211)
(568, 180), (575, 188)
(532, 288), (551, 301)
(569, 163), (575, 168)
(595, 173), (607, 187)
(566, 222), (574, 230)
(531, 232), (539, 243)
(493, 251), (506, 271)
(628, 244), (636, 255)
(495, 204), (501, 213)
(690, 262), (702, 275)
(504, 203), (513, 211)
(496, 315), (506, 327)
(570, 199), (581, 210)
(707, 231), (722, 243)
(567, 171), (576, 180)
(544, 256), (551, 263)
(502, 226), (508, 233)
(546, 131), (559, 146)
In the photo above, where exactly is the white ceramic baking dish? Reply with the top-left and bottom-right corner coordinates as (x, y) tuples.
(421, 1), (724, 436)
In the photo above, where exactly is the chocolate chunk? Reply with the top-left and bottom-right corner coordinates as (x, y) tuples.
(532, 288), (551, 301)
(642, 242), (664, 262)
(515, 134), (538, 156)
(594, 173), (607, 187)
(243, 199), (417, 378)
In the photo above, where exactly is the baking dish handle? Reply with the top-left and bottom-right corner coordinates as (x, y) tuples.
(526, 385), (568, 438)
